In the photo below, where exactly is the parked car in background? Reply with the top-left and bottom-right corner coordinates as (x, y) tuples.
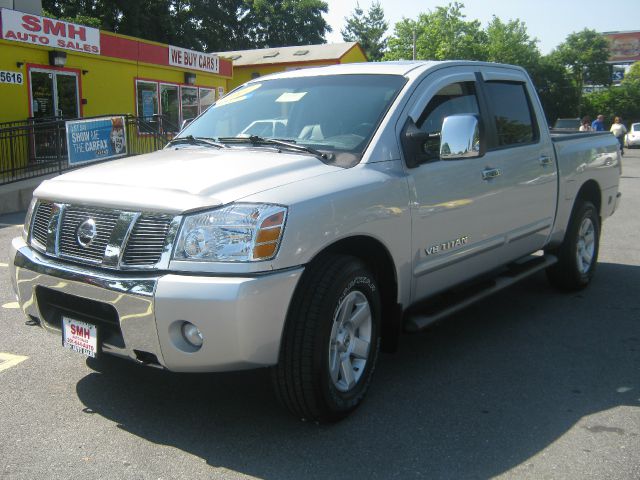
(552, 118), (581, 131)
(625, 123), (640, 148)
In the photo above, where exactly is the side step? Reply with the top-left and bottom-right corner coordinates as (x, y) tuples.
(404, 253), (558, 332)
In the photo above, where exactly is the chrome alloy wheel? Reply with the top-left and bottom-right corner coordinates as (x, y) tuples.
(576, 217), (596, 274)
(328, 291), (372, 392)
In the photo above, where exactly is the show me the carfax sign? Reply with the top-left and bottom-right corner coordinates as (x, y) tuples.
(168, 45), (219, 74)
(66, 116), (127, 166)
(0, 8), (100, 54)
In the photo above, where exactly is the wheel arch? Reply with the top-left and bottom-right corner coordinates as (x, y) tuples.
(575, 179), (602, 216)
(305, 235), (402, 353)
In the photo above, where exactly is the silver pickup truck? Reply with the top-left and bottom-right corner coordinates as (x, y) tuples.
(10, 61), (622, 422)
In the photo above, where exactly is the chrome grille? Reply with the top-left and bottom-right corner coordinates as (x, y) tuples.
(59, 207), (119, 263)
(31, 201), (52, 247)
(122, 215), (172, 266)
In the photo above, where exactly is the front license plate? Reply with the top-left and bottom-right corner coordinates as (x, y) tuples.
(62, 317), (98, 358)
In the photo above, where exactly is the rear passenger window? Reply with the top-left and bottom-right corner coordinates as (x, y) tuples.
(417, 81), (480, 160)
(484, 82), (537, 147)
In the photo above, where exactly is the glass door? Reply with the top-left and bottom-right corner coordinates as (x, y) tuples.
(30, 69), (79, 120)
(29, 69), (79, 160)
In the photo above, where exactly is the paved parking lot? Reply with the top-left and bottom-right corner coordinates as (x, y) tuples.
(0, 151), (639, 479)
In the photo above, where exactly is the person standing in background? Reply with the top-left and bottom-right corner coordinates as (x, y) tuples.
(592, 114), (605, 131)
(610, 116), (628, 156)
(579, 116), (592, 131)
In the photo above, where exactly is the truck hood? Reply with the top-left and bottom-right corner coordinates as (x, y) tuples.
(35, 146), (342, 213)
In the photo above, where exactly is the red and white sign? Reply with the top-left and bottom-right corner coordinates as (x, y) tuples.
(1, 8), (100, 54)
(168, 45), (219, 74)
(62, 317), (98, 358)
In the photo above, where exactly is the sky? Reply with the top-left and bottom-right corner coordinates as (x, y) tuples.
(323, 0), (638, 54)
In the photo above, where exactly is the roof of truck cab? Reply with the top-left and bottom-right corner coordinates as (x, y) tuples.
(245, 60), (525, 82)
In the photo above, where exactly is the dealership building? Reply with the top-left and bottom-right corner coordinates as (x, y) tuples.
(0, 4), (366, 128)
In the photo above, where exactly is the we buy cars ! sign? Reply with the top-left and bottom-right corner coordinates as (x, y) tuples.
(0, 8), (100, 54)
(169, 45), (219, 74)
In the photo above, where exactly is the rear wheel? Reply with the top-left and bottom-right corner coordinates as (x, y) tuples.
(546, 200), (600, 290)
(272, 254), (381, 423)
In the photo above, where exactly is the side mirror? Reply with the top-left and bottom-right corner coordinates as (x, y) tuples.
(400, 118), (438, 168)
(439, 114), (482, 160)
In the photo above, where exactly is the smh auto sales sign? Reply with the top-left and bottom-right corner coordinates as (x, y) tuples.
(1, 8), (100, 54)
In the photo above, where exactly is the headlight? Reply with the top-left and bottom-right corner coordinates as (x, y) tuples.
(22, 198), (37, 242)
(173, 203), (287, 262)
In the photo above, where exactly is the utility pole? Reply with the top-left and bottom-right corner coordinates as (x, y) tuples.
(412, 29), (416, 60)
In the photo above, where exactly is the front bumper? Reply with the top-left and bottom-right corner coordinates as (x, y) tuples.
(10, 237), (303, 372)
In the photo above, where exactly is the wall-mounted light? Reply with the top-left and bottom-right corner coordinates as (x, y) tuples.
(184, 72), (196, 85)
(82, 70), (88, 75)
(49, 51), (67, 67)
(16, 62), (24, 68)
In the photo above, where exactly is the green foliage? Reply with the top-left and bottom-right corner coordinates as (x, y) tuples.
(583, 82), (640, 125)
(244, 0), (331, 48)
(530, 56), (579, 123)
(341, 1), (388, 61)
(485, 16), (539, 71)
(384, 2), (487, 61)
(622, 61), (640, 84)
(552, 29), (611, 110)
(42, 0), (330, 51)
(42, 9), (101, 28)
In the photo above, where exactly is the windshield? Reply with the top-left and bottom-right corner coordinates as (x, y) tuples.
(178, 74), (406, 161)
(554, 119), (580, 129)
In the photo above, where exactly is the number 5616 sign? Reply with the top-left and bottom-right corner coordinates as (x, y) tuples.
(0, 70), (24, 85)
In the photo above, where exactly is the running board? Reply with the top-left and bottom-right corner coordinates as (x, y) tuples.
(404, 253), (558, 332)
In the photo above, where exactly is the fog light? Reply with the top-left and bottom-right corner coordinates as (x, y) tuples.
(182, 322), (204, 348)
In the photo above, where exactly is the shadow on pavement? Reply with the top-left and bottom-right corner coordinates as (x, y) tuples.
(77, 262), (640, 479)
(0, 211), (25, 229)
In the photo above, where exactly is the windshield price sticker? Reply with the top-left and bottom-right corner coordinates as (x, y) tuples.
(0, 71), (24, 85)
(62, 317), (98, 358)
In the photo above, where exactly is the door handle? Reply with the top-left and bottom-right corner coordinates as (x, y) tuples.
(539, 155), (553, 167)
(482, 168), (502, 180)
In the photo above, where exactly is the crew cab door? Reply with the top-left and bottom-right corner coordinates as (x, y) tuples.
(401, 66), (557, 303)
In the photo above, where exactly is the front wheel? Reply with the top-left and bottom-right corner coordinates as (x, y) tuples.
(546, 200), (600, 290)
(272, 254), (381, 423)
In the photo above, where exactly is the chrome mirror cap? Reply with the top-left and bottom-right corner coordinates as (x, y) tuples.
(440, 114), (481, 160)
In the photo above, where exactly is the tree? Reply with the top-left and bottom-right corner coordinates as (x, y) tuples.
(384, 2), (487, 61)
(341, 1), (388, 61)
(485, 16), (540, 71)
(552, 29), (611, 112)
(244, 0), (331, 48)
(583, 81), (640, 125)
(42, 0), (331, 51)
(531, 55), (579, 123)
(42, 9), (101, 28)
(622, 61), (640, 84)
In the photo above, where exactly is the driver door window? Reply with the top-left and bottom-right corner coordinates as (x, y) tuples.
(417, 81), (480, 160)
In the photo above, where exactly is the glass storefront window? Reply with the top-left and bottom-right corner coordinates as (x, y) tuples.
(199, 88), (216, 114)
(160, 84), (179, 132)
(181, 86), (199, 122)
(136, 81), (158, 121)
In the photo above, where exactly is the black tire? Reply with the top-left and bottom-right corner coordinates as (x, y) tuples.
(546, 200), (600, 290)
(272, 254), (381, 423)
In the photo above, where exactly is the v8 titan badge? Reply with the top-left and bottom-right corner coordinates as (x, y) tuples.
(62, 317), (98, 357)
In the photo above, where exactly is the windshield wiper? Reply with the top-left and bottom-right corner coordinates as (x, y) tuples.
(217, 135), (328, 159)
(167, 135), (228, 149)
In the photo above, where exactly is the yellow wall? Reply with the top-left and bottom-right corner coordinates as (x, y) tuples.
(0, 41), (42, 123)
(340, 45), (368, 64)
(0, 38), (229, 124)
(229, 61), (336, 89)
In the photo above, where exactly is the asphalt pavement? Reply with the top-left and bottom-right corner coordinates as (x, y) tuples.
(0, 150), (639, 479)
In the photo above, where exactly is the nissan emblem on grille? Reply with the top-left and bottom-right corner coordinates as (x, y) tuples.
(76, 219), (97, 247)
